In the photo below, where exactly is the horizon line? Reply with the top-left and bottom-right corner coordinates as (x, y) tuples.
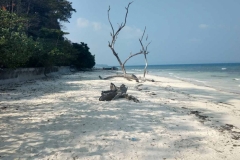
(96, 62), (240, 67)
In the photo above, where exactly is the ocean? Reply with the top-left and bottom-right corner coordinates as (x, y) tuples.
(125, 63), (240, 95)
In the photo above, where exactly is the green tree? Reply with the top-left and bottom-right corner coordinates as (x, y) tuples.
(0, 1), (96, 69)
(19, 0), (76, 39)
(0, 9), (36, 68)
(26, 28), (72, 67)
(72, 42), (95, 69)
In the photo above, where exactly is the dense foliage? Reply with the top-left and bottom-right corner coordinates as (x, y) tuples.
(0, 0), (95, 69)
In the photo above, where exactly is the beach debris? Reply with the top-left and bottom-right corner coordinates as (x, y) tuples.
(1, 106), (7, 110)
(219, 124), (240, 140)
(138, 76), (156, 82)
(135, 84), (143, 91)
(129, 137), (139, 141)
(99, 83), (139, 102)
(189, 110), (209, 122)
(190, 110), (240, 140)
(135, 84), (157, 96)
(219, 124), (234, 131)
(151, 92), (157, 95)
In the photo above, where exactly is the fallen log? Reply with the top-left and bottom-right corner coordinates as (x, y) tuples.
(124, 94), (140, 103)
(99, 83), (139, 102)
(99, 90), (117, 101)
(99, 74), (139, 82)
(138, 76), (158, 82)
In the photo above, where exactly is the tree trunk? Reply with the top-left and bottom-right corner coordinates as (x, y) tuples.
(143, 53), (148, 79)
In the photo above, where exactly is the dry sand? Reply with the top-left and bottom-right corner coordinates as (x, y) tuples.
(0, 70), (240, 160)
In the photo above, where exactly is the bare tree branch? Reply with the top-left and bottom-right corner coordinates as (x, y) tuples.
(123, 25), (150, 66)
(107, 2), (133, 75)
(137, 26), (152, 79)
(108, 6), (115, 37)
(106, 1), (152, 80)
(123, 51), (143, 66)
(145, 41), (152, 52)
(139, 38), (145, 51)
(140, 26), (146, 41)
(115, 1), (133, 34)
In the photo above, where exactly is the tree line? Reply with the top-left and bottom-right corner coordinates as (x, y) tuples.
(0, 0), (95, 69)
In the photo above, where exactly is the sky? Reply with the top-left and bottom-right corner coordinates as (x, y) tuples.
(63, 0), (240, 66)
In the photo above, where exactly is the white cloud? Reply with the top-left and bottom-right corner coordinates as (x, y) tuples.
(77, 17), (104, 31)
(76, 17), (143, 39)
(77, 18), (89, 28)
(92, 22), (102, 31)
(199, 24), (209, 29)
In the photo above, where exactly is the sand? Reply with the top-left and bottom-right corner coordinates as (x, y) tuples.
(0, 70), (240, 160)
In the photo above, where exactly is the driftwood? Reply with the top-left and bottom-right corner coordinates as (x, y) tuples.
(99, 83), (139, 103)
(99, 74), (139, 82)
(99, 74), (157, 83)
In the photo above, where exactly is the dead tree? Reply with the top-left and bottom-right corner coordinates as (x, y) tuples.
(101, 2), (151, 82)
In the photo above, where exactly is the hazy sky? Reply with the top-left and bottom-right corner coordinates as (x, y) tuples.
(64, 0), (240, 65)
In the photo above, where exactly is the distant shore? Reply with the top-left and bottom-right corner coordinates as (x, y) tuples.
(0, 70), (240, 159)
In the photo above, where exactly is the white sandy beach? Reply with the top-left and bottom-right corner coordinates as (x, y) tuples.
(0, 70), (240, 160)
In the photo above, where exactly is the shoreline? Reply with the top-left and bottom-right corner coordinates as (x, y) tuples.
(0, 70), (240, 159)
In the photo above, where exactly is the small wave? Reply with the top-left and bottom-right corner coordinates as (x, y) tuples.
(233, 78), (239, 81)
(173, 76), (206, 84)
(221, 68), (227, 70)
(195, 80), (206, 83)
(131, 69), (142, 72)
(174, 76), (181, 79)
(211, 75), (227, 77)
(168, 73), (173, 75)
(183, 78), (206, 84)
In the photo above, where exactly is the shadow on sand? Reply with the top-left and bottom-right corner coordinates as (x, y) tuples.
(0, 71), (240, 159)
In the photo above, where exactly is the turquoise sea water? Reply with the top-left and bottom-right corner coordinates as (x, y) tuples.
(125, 63), (240, 94)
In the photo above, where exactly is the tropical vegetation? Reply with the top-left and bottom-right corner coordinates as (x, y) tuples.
(0, 0), (95, 69)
